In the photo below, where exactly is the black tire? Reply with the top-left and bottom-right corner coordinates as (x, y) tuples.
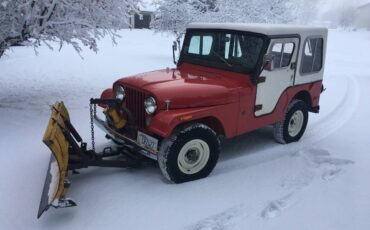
(273, 100), (308, 144)
(158, 123), (220, 183)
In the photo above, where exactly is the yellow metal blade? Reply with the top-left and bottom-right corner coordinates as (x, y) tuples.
(38, 102), (75, 218)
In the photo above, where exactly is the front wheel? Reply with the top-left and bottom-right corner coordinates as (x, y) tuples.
(158, 123), (220, 183)
(273, 100), (308, 144)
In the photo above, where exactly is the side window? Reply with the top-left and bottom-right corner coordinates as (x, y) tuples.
(271, 42), (294, 68)
(282, 43), (294, 67)
(271, 43), (283, 68)
(224, 34), (231, 59)
(232, 36), (242, 58)
(222, 34), (263, 68)
(224, 34), (242, 59)
(301, 38), (323, 74)
(188, 35), (214, 56)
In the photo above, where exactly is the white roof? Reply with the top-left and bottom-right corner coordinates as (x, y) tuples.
(139, 0), (157, 12)
(187, 23), (328, 36)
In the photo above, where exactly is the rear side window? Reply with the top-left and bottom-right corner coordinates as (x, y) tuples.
(301, 38), (323, 74)
(271, 42), (294, 68)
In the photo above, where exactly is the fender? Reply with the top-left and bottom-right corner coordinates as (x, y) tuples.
(148, 103), (239, 138)
(99, 87), (239, 138)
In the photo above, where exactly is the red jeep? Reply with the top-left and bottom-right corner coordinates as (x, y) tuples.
(37, 23), (329, 218)
(96, 23), (327, 183)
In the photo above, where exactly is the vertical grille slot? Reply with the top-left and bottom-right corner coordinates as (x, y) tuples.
(123, 86), (147, 128)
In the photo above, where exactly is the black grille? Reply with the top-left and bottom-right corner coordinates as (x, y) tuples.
(123, 86), (147, 128)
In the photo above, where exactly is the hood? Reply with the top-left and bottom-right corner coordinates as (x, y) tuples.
(115, 64), (247, 109)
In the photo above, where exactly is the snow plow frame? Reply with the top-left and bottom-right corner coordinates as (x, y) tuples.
(38, 100), (148, 219)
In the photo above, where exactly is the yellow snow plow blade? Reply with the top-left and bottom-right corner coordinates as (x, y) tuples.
(37, 99), (146, 218)
(38, 102), (76, 218)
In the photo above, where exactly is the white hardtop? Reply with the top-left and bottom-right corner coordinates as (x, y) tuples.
(187, 23), (328, 37)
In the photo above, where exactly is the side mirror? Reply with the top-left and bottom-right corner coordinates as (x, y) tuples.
(263, 54), (275, 71)
(172, 41), (177, 65)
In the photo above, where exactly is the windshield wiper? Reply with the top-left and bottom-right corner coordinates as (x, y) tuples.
(212, 51), (233, 67)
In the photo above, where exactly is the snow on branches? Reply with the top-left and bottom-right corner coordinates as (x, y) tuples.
(0, 0), (140, 57)
(152, 0), (302, 39)
(215, 0), (297, 24)
(150, 0), (209, 41)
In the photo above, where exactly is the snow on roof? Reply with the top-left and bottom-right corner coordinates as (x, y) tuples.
(187, 23), (328, 36)
(139, 0), (157, 12)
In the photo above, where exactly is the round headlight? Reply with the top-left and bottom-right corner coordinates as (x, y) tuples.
(144, 97), (157, 114)
(115, 85), (125, 100)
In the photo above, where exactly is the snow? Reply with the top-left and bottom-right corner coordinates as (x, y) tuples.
(1, 29), (370, 230)
(140, 0), (157, 11)
(48, 160), (60, 204)
(1, 1), (8, 8)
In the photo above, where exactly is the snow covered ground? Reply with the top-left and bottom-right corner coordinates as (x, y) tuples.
(1, 29), (370, 230)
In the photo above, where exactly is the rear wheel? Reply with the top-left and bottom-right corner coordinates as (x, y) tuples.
(273, 100), (308, 144)
(158, 123), (220, 183)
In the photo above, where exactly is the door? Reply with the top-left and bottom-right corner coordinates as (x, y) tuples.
(254, 37), (299, 117)
(134, 14), (151, 29)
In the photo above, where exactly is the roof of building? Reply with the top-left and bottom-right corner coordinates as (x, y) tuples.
(139, 0), (157, 12)
(187, 23), (328, 36)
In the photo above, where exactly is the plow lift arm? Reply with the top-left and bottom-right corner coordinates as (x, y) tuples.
(38, 100), (146, 218)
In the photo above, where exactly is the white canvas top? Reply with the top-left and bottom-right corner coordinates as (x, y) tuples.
(187, 23), (328, 37)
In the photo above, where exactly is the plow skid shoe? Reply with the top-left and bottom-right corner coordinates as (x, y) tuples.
(38, 102), (76, 218)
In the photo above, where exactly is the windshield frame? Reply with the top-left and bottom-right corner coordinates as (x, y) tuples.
(178, 29), (269, 74)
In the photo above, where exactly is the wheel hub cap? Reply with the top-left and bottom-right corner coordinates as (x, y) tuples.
(177, 139), (210, 175)
(288, 110), (304, 137)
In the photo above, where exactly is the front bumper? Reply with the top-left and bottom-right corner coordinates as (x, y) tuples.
(93, 115), (158, 160)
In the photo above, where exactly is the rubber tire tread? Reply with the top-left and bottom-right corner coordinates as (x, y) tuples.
(273, 100), (308, 144)
(158, 123), (220, 183)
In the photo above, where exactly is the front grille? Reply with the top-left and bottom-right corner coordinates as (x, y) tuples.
(123, 86), (147, 128)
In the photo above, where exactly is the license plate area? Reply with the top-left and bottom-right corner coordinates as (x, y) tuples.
(137, 131), (158, 153)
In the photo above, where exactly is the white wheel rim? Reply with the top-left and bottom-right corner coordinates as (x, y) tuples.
(177, 139), (210, 175)
(288, 110), (304, 137)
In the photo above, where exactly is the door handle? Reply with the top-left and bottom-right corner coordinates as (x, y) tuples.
(290, 62), (296, 70)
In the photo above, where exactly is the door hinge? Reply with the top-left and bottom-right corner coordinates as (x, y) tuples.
(254, 104), (263, 112)
(257, 76), (266, 84)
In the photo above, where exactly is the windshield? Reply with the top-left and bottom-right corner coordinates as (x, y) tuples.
(179, 29), (266, 73)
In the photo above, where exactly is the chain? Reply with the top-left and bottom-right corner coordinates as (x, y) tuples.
(89, 103), (96, 152)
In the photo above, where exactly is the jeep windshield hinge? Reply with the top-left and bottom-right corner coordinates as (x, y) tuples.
(257, 76), (266, 84)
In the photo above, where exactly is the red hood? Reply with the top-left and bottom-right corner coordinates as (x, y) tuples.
(115, 64), (248, 109)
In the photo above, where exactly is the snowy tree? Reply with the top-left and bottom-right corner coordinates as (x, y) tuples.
(152, 0), (297, 42)
(293, 0), (319, 24)
(211, 0), (296, 24)
(0, 0), (140, 58)
(320, 2), (357, 28)
(192, 0), (217, 13)
(151, 0), (212, 42)
(338, 5), (356, 28)
(151, 1), (191, 41)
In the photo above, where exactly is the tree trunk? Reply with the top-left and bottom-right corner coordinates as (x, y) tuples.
(0, 35), (27, 59)
(0, 42), (6, 58)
